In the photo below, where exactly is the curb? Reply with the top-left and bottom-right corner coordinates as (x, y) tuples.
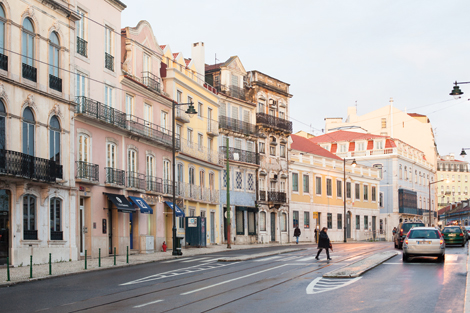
(323, 251), (398, 278)
(465, 244), (470, 313)
(217, 248), (306, 262)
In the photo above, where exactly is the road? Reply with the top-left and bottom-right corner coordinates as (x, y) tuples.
(0, 242), (467, 313)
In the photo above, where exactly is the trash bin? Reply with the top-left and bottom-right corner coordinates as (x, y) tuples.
(175, 236), (183, 255)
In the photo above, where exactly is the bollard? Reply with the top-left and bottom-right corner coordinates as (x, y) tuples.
(114, 247), (116, 266)
(85, 250), (87, 270)
(30, 255), (32, 279)
(126, 246), (129, 264)
(49, 253), (51, 275)
(6, 257), (10, 282)
(99, 248), (101, 268)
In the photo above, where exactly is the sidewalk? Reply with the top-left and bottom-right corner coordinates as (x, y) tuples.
(0, 243), (304, 287)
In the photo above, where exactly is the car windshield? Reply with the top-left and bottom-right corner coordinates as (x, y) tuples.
(402, 223), (425, 232)
(443, 227), (461, 234)
(408, 230), (440, 239)
(466, 226), (470, 230)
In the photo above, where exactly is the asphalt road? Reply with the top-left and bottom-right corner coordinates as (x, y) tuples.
(0, 242), (467, 313)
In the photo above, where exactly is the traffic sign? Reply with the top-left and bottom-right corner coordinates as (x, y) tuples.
(312, 212), (318, 219)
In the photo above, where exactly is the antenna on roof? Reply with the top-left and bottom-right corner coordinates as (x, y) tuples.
(215, 53), (219, 65)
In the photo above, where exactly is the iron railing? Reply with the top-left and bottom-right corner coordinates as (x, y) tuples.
(77, 37), (88, 57)
(24, 230), (37, 240)
(207, 119), (219, 136)
(162, 180), (184, 197)
(260, 190), (266, 201)
(0, 53), (7, 71)
(215, 84), (245, 100)
(76, 96), (127, 129)
(105, 167), (125, 186)
(49, 74), (62, 92)
(220, 146), (259, 165)
(180, 139), (223, 165)
(127, 114), (178, 149)
(127, 171), (146, 190)
(267, 191), (287, 203)
(179, 182), (218, 203)
(75, 161), (99, 182)
(105, 52), (114, 71)
(142, 72), (161, 93)
(219, 116), (257, 136)
(147, 176), (163, 193)
(50, 231), (63, 240)
(0, 149), (62, 182)
(256, 113), (292, 133)
(22, 63), (37, 82)
(175, 107), (190, 123)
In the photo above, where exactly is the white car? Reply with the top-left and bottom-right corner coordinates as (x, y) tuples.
(402, 227), (445, 262)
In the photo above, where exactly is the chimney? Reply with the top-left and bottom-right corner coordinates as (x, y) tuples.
(191, 42), (205, 80)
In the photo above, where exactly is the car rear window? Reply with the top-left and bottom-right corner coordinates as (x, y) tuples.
(402, 223), (425, 232)
(443, 227), (461, 233)
(408, 230), (440, 239)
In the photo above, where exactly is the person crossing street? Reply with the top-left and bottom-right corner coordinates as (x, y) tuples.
(294, 225), (301, 244)
(315, 227), (332, 260)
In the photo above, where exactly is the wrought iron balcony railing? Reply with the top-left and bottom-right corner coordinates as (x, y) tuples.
(142, 72), (161, 93)
(215, 84), (245, 100)
(0, 53), (7, 71)
(267, 191), (287, 203)
(175, 107), (190, 123)
(77, 37), (88, 57)
(22, 63), (37, 82)
(105, 167), (125, 186)
(50, 231), (63, 240)
(127, 114), (178, 149)
(49, 74), (62, 92)
(147, 176), (163, 193)
(162, 180), (184, 197)
(75, 161), (99, 182)
(256, 113), (292, 133)
(220, 146), (259, 165)
(207, 119), (219, 136)
(180, 139), (223, 165)
(219, 116), (257, 136)
(179, 182), (218, 203)
(127, 171), (146, 190)
(0, 149), (62, 182)
(24, 230), (37, 240)
(259, 190), (266, 201)
(105, 52), (114, 72)
(76, 96), (127, 129)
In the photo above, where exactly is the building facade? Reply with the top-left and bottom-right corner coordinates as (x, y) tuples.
(437, 154), (470, 209)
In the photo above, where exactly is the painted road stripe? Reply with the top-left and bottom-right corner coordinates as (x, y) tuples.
(133, 299), (163, 308)
(180, 264), (288, 295)
(297, 256), (318, 261)
(200, 258), (219, 262)
(162, 258), (188, 263)
(254, 256), (282, 262)
(182, 257), (210, 263)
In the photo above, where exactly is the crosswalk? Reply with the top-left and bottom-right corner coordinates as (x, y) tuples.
(162, 257), (220, 264)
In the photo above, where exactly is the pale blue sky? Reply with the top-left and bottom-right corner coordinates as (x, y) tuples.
(122, 0), (470, 158)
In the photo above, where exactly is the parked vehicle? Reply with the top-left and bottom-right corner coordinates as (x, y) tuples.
(394, 222), (425, 249)
(465, 226), (470, 240)
(442, 226), (466, 247)
(402, 227), (445, 262)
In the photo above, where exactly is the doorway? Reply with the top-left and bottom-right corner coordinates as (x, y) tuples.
(210, 212), (215, 244)
(347, 211), (352, 238)
(129, 213), (134, 250)
(372, 216), (377, 240)
(0, 190), (10, 265)
(108, 206), (113, 254)
(79, 198), (85, 256)
(270, 212), (276, 242)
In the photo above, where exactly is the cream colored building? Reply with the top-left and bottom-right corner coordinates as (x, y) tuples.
(437, 154), (470, 209)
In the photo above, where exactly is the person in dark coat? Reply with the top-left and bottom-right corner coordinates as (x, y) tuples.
(315, 227), (332, 260)
(294, 226), (301, 244)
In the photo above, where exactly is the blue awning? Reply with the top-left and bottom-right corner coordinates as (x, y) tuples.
(129, 196), (153, 214)
(164, 201), (185, 217)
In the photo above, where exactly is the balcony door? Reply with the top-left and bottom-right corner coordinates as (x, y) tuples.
(270, 212), (276, 242)
(79, 197), (85, 256)
(0, 100), (5, 151)
(22, 108), (35, 156)
(0, 190), (10, 265)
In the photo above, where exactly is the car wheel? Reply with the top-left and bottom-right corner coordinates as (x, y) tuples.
(463, 242), (466, 247)
(394, 241), (397, 249)
(403, 254), (409, 262)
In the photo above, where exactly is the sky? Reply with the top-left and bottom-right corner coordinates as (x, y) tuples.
(122, 0), (470, 159)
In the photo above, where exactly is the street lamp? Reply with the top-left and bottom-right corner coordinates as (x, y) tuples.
(449, 81), (470, 99)
(343, 158), (357, 243)
(429, 178), (449, 227)
(460, 148), (470, 156)
(171, 101), (197, 256)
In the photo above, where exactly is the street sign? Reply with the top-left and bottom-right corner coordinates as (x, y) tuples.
(312, 212), (318, 219)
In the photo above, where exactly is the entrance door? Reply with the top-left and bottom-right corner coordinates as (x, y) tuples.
(372, 216), (377, 240)
(210, 212), (215, 244)
(129, 213), (134, 250)
(108, 206), (113, 254)
(270, 212), (276, 242)
(79, 198), (85, 256)
(347, 211), (351, 238)
(0, 190), (10, 265)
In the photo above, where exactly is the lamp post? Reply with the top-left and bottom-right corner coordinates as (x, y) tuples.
(460, 148), (470, 157)
(449, 81), (470, 99)
(429, 179), (449, 227)
(343, 158), (357, 243)
(172, 101), (197, 256)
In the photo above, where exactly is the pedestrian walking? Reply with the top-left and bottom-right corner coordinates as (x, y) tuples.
(294, 225), (301, 244)
(315, 227), (332, 260)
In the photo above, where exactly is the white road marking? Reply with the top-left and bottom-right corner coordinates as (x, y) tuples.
(446, 254), (458, 261)
(162, 258), (188, 263)
(182, 257), (210, 263)
(297, 256), (317, 261)
(133, 299), (163, 308)
(254, 256), (282, 262)
(306, 277), (362, 294)
(180, 264), (288, 295)
(200, 258), (219, 263)
(347, 256), (363, 261)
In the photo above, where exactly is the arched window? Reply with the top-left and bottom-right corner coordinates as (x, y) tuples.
(50, 197), (62, 240)
(23, 107), (35, 156)
(49, 32), (59, 77)
(188, 167), (195, 185)
(23, 194), (37, 240)
(259, 211), (266, 231)
(0, 5), (5, 55)
(0, 100), (5, 150)
(50, 116), (60, 163)
(22, 18), (35, 66)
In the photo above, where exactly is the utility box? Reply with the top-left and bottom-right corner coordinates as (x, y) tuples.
(185, 217), (206, 247)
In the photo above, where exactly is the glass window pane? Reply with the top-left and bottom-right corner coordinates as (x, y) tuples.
(248, 212), (255, 234)
(260, 212), (266, 231)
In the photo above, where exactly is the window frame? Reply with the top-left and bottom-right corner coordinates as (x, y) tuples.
(303, 174), (309, 193)
(292, 173), (299, 192)
(304, 211), (310, 229)
(327, 213), (332, 229)
(50, 197), (62, 237)
(315, 176), (322, 195)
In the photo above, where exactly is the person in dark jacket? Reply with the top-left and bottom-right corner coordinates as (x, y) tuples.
(294, 226), (301, 244)
(315, 227), (332, 260)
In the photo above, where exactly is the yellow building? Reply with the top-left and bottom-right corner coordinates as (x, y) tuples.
(161, 42), (221, 246)
(437, 154), (470, 209)
(290, 135), (382, 242)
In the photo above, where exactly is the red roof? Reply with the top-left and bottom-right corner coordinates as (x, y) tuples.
(385, 140), (396, 149)
(160, 45), (166, 50)
(205, 62), (223, 72)
(408, 113), (426, 117)
(310, 130), (388, 144)
(291, 135), (342, 160)
(172, 53), (179, 59)
(185, 58), (191, 66)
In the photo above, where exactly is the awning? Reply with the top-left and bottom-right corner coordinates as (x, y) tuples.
(164, 201), (185, 217)
(129, 196), (153, 214)
(104, 193), (136, 213)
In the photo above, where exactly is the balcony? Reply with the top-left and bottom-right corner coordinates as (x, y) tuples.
(49, 74), (62, 92)
(77, 37), (88, 57)
(220, 146), (259, 165)
(207, 119), (219, 136)
(256, 113), (292, 133)
(180, 182), (218, 203)
(0, 53), (7, 71)
(127, 115), (178, 149)
(267, 191), (287, 203)
(50, 231), (63, 241)
(216, 84), (245, 101)
(175, 107), (190, 123)
(146, 176), (163, 193)
(22, 63), (37, 82)
(219, 116), (257, 136)
(75, 161), (99, 182)
(24, 230), (37, 240)
(162, 180), (184, 197)
(127, 171), (146, 190)
(105, 52), (114, 72)
(76, 96), (127, 129)
(0, 149), (63, 182)
(180, 139), (223, 165)
(260, 190), (266, 201)
(142, 72), (161, 93)
(105, 167), (125, 186)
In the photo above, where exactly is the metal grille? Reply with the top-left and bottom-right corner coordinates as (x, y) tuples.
(105, 52), (114, 71)
(24, 230), (37, 240)
(267, 191), (287, 203)
(75, 96), (127, 129)
(218, 116), (257, 136)
(49, 74), (62, 92)
(142, 72), (161, 93)
(220, 146), (259, 165)
(105, 167), (125, 186)
(0, 53), (7, 71)
(50, 231), (63, 240)
(77, 37), (88, 57)
(127, 171), (146, 190)
(256, 112), (292, 133)
(146, 176), (163, 193)
(75, 161), (99, 182)
(22, 63), (37, 82)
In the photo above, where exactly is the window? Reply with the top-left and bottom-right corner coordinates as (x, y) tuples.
(145, 104), (152, 126)
(381, 118), (386, 128)
(236, 209), (244, 235)
(304, 212), (310, 229)
(125, 94), (134, 118)
(106, 142), (117, 168)
(280, 145), (286, 158)
(146, 155), (154, 189)
(339, 144), (347, 153)
(270, 145), (276, 156)
(363, 185), (368, 201)
(223, 170), (228, 188)
(280, 180), (286, 193)
(49, 116), (60, 164)
(356, 142), (365, 151)
(76, 72), (87, 101)
(177, 90), (182, 103)
(188, 167), (195, 185)
(23, 195), (36, 239)
(337, 180), (342, 198)
(76, 8), (87, 57)
(260, 211), (266, 231)
(128, 149), (137, 173)
(293, 211), (299, 228)
(372, 186), (377, 202)
(199, 170), (205, 187)
(78, 134), (89, 163)
(356, 215), (360, 230)
(198, 102), (203, 118)
(259, 142), (265, 154)
(187, 128), (193, 143)
(189, 208), (196, 216)
(316, 177), (322, 195)
(355, 183), (360, 200)
(337, 214), (342, 230)
(22, 18), (35, 67)
(0, 6), (4, 55)
(104, 27), (113, 71)
(326, 178), (332, 196)
(49, 32), (60, 81)
(346, 182), (351, 199)
(197, 134), (204, 151)
(279, 111), (285, 119)
(23, 107), (35, 156)
(248, 211), (256, 235)
(374, 141), (383, 150)
(247, 173), (254, 191)
(399, 164), (402, 179)
(209, 172), (214, 190)
(327, 213), (332, 229)
(258, 102), (265, 113)
(379, 192), (384, 207)
(50, 197), (62, 240)
(281, 213), (287, 232)
(143, 53), (150, 73)
(404, 166), (408, 180)
(364, 216), (369, 230)
(303, 175), (309, 193)
(104, 85), (113, 107)
(292, 173), (299, 192)
(235, 171), (243, 190)
(234, 138), (242, 150)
